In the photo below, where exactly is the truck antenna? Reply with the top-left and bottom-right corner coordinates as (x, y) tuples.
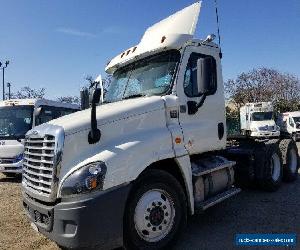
(214, 0), (222, 58)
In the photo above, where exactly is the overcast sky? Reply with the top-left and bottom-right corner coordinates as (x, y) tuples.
(1, 0), (299, 99)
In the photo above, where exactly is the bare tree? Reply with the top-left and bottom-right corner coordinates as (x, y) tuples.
(84, 74), (112, 98)
(10, 86), (46, 99)
(225, 68), (300, 112)
(57, 96), (80, 105)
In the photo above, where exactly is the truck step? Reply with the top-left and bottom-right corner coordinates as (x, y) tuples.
(192, 155), (235, 176)
(195, 187), (241, 212)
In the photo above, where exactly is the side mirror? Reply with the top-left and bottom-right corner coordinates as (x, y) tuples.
(88, 87), (102, 144)
(197, 57), (215, 95)
(34, 107), (42, 117)
(187, 57), (216, 115)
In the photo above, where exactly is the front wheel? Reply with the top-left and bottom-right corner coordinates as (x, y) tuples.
(124, 169), (187, 250)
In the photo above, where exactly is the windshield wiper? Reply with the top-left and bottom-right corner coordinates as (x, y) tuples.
(123, 94), (147, 100)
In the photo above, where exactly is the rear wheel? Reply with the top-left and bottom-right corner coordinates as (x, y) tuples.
(279, 139), (299, 182)
(124, 169), (187, 250)
(260, 143), (283, 191)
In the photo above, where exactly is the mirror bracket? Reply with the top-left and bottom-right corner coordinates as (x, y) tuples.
(88, 86), (102, 144)
(187, 95), (207, 115)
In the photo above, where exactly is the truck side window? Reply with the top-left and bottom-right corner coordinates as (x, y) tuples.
(184, 53), (217, 97)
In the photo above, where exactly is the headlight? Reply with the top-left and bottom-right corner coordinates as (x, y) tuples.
(13, 153), (24, 163)
(60, 161), (107, 197)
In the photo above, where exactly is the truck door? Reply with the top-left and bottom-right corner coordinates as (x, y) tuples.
(176, 46), (226, 155)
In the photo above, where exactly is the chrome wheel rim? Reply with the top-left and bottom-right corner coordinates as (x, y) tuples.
(134, 189), (175, 242)
(271, 153), (281, 181)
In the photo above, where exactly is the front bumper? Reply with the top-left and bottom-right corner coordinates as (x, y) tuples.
(251, 131), (280, 138)
(23, 184), (131, 249)
(0, 160), (23, 173)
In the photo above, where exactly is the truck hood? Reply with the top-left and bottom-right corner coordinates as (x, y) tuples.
(0, 140), (24, 158)
(48, 96), (165, 136)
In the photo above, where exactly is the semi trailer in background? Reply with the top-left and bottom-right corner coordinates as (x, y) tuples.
(277, 111), (300, 141)
(240, 102), (280, 138)
(0, 99), (79, 177)
(22, 3), (299, 249)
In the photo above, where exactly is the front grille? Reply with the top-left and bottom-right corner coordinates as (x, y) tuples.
(23, 135), (56, 196)
(259, 125), (275, 131)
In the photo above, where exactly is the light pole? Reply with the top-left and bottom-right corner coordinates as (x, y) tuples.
(0, 60), (10, 100)
(7, 82), (11, 99)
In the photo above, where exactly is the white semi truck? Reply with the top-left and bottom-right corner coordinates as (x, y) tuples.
(22, 3), (299, 249)
(240, 102), (280, 138)
(0, 99), (79, 177)
(277, 111), (300, 141)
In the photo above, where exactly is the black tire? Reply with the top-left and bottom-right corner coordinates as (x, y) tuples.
(260, 143), (283, 191)
(279, 139), (299, 182)
(124, 169), (187, 250)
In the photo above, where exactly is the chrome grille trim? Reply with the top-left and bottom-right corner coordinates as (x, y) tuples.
(22, 124), (64, 202)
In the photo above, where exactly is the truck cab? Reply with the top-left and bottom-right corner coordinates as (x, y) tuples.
(277, 111), (300, 141)
(0, 99), (79, 176)
(240, 102), (280, 138)
(21, 3), (299, 250)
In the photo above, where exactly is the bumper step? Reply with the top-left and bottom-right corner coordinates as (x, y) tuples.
(195, 187), (241, 212)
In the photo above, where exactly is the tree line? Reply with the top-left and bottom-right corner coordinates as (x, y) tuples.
(225, 67), (300, 113)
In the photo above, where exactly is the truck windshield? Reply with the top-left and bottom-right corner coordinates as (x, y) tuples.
(293, 117), (300, 123)
(0, 105), (34, 140)
(104, 50), (180, 103)
(252, 112), (273, 121)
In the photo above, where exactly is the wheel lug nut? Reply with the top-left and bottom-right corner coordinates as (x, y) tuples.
(145, 216), (149, 220)
(163, 205), (166, 209)
(152, 227), (156, 231)
(158, 201), (162, 206)
(147, 223), (151, 227)
(152, 202), (156, 206)
(165, 212), (168, 216)
(164, 220), (167, 224)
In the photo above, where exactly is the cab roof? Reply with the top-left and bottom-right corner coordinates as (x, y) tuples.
(105, 2), (212, 74)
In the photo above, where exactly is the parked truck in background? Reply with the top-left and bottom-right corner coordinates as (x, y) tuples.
(277, 111), (300, 141)
(21, 3), (299, 249)
(240, 102), (280, 138)
(0, 99), (79, 177)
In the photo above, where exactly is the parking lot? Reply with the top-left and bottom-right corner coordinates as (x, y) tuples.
(1, 144), (300, 250)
